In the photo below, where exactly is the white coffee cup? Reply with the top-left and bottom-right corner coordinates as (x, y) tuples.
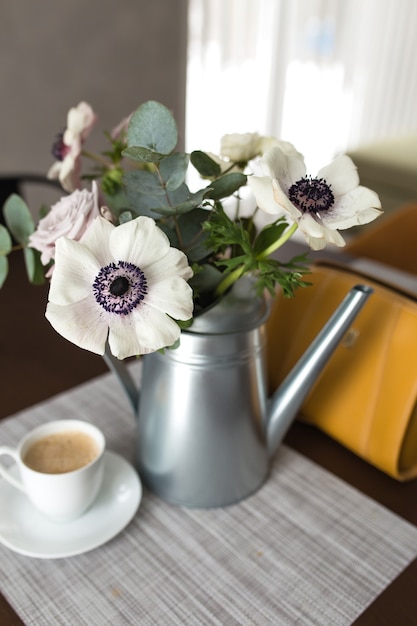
(0, 419), (105, 523)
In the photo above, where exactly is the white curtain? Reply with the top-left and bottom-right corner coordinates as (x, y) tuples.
(186, 0), (417, 171)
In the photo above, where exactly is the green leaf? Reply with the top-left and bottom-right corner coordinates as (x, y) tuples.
(204, 173), (247, 201)
(190, 151), (221, 177)
(0, 255), (8, 288)
(102, 186), (130, 214)
(159, 153), (190, 191)
(3, 194), (35, 244)
(253, 220), (289, 256)
(151, 187), (207, 217)
(175, 317), (194, 330)
(23, 246), (45, 285)
(177, 208), (211, 261)
(127, 101), (177, 156)
(122, 146), (167, 163)
(123, 169), (165, 197)
(0, 224), (12, 255)
(118, 210), (134, 224)
(189, 264), (225, 313)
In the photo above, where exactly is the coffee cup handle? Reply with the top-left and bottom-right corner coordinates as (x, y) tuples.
(0, 446), (26, 493)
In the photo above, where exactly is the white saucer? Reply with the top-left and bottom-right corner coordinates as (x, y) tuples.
(0, 451), (142, 559)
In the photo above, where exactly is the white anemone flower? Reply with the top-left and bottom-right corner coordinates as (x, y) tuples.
(45, 216), (194, 359)
(248, 145), (382, 250)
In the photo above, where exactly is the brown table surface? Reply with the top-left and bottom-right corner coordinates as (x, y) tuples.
(1, 253), (417, 625)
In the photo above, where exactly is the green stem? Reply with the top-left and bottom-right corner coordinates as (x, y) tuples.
(215, 264), (246, 297)
(81, 149), (113, 169)
(214, 222), (299, 297)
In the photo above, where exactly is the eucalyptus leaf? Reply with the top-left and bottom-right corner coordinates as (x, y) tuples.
(118, 210), (134, 224)
(159, 153), (190, 191)
(0, 255), (8, 289)
(123, 169), (165, 196)
(3, 194), (35, 244)
(124, 188), (169, 219)
(189, 264), (224, 313)
(156, 222), (179, 248)
(204, 173), (247, 201)
(23, 246), (45, 285)
(178, 208), (211, 261)
(102, 187), (130, 214)
(190, 151), (222, 177)
(122, 146), (167, 163)
(127, 101), (177, 156)
(0, 224), (12, 255)
(150, 187), (208, 217)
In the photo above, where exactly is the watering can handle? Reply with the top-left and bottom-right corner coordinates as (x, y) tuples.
(103, 344), (140, 414)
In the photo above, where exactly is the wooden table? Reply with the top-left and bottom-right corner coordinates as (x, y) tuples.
(1, 254), (417, 624)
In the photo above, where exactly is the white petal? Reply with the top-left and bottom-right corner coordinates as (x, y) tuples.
(48, 237), (100, 305)
(45, 299), (108, 355)
(79, 216), (113, 267)
(298, 214), (346, 250)
(272, 179), (301, 220)
(47, 161), (61, 180)
(58, 154), (79, 193)
(318, 155), (359, 196)
(108, 305), (181, 358)
(323, 186), (382, 230)
(110, 216), (170, 269)
(144, 246), (193, 283)
(248, 176), (283, 215)
(262, 146), (306, 191)
(146, 277), (194, 320)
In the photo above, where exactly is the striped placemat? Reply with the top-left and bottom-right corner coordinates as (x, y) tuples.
(0, 363), (416, 625)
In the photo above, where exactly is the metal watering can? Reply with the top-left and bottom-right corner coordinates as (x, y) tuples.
(105, 279), (372, 508)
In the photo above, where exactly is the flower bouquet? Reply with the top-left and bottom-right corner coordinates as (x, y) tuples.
(0, 101), (382, 359)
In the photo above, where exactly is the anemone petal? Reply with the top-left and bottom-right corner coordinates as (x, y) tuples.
(318, 155), (359, 196)
(272, 179), (300, 219)
(108, 305), (181, 359)
(110, 216), (170, 269)
(48, 237), (100, 305)
(46, 299), (108, 355)
(298, 214), (345, 250)
(323, 186), (383, 229)
(248, 176), (283, 215)
(79, 215), (113, 267)
(144, 247), (193, 283)
(262, 146), (306, 191)
(145, 277), (194, 320)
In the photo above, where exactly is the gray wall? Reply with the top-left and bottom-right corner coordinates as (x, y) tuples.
(0, 0), (188, 176)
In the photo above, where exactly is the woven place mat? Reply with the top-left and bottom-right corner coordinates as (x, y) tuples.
(0, 364), (417, 625)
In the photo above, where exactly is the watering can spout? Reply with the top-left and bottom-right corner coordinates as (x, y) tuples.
(266, 284), (373, 457)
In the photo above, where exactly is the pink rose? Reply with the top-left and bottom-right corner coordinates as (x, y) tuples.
(47, 102), (97, 192)
(29, 181), (100, 267)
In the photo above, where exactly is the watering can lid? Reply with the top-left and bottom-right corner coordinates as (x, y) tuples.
(189, 277), (270, 335)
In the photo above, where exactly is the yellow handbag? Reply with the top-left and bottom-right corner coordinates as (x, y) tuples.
(266, 260), (417, 480)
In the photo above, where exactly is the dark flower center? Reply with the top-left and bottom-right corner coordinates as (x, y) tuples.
(51, 131), (68, 161)
(93, 261), (148, 315)
(288, 176), (334, 216)
(109, 276), (130, 296)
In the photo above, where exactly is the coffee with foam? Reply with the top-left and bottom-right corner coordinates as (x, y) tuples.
(23, 431), (99, 474)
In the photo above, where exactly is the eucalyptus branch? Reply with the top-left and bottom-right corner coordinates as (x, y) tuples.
(155, 163), (184, 248)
